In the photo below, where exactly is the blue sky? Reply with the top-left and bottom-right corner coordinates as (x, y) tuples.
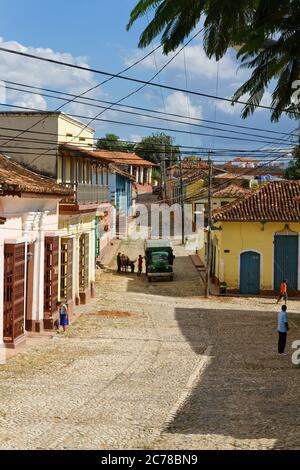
(0, 0), (296, 162)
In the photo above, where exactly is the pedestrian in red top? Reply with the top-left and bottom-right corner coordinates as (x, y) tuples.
(276, 279), (287, 304)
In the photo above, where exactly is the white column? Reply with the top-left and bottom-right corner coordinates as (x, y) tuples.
(90, 225), (95, 284)
(148, 168), (152, 184)
(32, 212), (47, 327)
(135, 167), (139, 183)
(130, 165), (133, 175)
(73, 235), (79, 302)
(139, 166), (144, 184)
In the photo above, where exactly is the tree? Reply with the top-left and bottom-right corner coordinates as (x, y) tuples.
(134, 132), (180, 165)
(96, 133), (135, 152)
(127, 0), (300, 122)
(285, 147), (300, 180)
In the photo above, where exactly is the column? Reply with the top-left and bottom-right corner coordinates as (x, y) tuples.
(89, 224), (96, 298)
(73, 234), (80, 306)
(148, 168), (152, 184)
(135, 166), (139, 183)
(130, 165), (133, 176)
(139, 166), (144, 185)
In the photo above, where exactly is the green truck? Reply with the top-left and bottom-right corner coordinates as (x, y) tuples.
(144, 239), (175, 282)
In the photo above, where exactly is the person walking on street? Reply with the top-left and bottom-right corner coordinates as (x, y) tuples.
(117, 252), (122, 273)
(278, 304), (289, 355)
(57, 301), (69, 333)
(137, 255), (143, 276)
(276, 279), (287, 304)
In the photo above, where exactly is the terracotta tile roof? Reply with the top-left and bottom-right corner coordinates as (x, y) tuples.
(213, 180), (300, 222)
(232, 157), (258, 163)
(0, 153), (73, 197)
(214, 172), (252, 180)
(60, 144), (156, 167)
(109, 164), (134, 180)
(168, 161), (209, 171)
(213, 185), (253, 199)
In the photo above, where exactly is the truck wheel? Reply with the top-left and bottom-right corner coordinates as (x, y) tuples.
(148, 277), (152, 282)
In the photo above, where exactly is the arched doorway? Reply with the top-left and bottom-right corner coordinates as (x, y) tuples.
(240, 251), (261, 295)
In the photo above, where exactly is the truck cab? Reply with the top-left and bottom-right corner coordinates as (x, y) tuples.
(144, 239), (175, 282)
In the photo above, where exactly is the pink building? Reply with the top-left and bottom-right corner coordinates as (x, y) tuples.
(0, 153), (72, 348)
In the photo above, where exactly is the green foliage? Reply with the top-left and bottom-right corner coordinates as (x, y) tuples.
(134, 132), (180, 165)
(96, 134), (135, 152)
(285, 147), (300, 180)
(127, 0), (300, 121)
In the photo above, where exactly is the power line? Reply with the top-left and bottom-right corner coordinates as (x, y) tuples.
(28, 28), (205, 166)
(0, 101), (295, 147)
(0, 44), (298, 115)
(0, 127), (292, 157)
(2, 83), (296, 143)
(3, 79), (298, 139)
(0, 43), (163, 151)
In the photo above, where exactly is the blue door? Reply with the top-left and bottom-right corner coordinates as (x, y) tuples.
(240, 251), (260, 294)
(274, 235), (298, 292)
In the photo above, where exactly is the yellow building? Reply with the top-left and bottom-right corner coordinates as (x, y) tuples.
(210, 180), (300, 296)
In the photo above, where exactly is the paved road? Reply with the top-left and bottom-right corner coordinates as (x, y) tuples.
(0, 239), (300, 449)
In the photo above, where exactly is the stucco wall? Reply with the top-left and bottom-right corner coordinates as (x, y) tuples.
(214, 221), (300, 291)
(0, 114), (59, 177)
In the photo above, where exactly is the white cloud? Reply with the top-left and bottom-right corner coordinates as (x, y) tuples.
(161, 91), (203, 122)
(215, 91), (272, 115)
(126, 42), (242, 81)
(0, 38), (102, 115)
(128, 133), (143, 143)
(12, 93), (47, 111)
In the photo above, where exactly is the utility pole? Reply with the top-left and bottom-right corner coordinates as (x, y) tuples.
(205, 151), (213, 298)
(162, 144), (167, 201)
(179, 154), (185, 245)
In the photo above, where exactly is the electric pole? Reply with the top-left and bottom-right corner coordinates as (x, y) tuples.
(179, 154), (185, 245)
(162, 144), (167, 201)
(205, 151), (213, 298)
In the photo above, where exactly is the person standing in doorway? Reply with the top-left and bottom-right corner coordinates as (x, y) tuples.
(276, 279), (287, 304)
(278, 304), (289, 355)
(57, 301), (69, 333)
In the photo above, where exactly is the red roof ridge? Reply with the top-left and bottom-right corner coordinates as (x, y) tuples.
(213, 180), (300, 222)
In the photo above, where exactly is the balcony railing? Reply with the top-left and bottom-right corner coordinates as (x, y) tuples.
(62, 183), (109, 205)
(76, 183), (109, 204)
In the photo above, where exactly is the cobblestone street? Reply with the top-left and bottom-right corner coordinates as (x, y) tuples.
(0, 239), (300, 450)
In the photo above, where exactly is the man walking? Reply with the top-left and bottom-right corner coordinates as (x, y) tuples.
(276, 279), (287, 304)
(278, 304), (289, 355)
(117, 252), (122, 273)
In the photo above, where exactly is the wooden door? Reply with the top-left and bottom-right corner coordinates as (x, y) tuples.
(274, 234), (298, 292)
(240, 251), (260, 295)
(44, 237), (59, 327)
(3, 243), (25, 344)
(79, 234), (89, 291)
(60, 238), (73, 302)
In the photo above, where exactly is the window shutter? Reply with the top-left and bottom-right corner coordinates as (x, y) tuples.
(3, 243), (25, 343)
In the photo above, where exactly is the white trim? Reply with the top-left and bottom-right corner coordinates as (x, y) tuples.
(3, 238), (27, 244)
(238, 249), (263, 291)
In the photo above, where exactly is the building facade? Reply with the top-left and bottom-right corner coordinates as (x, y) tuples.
(0, 152), (72, 347)
(211, 181), (300, 296)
